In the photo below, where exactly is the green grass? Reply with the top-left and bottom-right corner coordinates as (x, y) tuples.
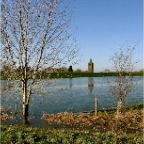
(1, 125), (143, 143)
(103, 102), (143, 112)
(124, 102), (144, 110)
(1, 102), (143, 143)
(84, 102), (144, 113)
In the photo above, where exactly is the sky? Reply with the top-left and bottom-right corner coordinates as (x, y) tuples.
(70, 0), (143, 72)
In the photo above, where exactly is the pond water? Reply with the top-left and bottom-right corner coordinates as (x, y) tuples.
(1, 76), (143, 127)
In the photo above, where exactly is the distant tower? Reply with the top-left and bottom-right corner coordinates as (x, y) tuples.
(88, 59), (94, 73)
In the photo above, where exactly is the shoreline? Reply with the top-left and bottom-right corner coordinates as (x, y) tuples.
(82, 102), (143, 114)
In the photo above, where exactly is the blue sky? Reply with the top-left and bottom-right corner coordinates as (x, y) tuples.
(70, 0), (143, 72)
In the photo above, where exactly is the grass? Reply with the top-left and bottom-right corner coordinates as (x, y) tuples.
(96, 102), (144, 113)
(1, 102), (144, 143)
(1, 125), (143, 143)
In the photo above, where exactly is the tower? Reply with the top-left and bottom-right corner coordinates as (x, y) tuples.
(88, 59), (94, 73)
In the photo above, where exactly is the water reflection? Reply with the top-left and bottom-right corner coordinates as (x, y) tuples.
(88, 77), (94, 93)
(69, 78), (72, 88)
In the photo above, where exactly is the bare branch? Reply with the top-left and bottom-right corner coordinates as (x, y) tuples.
(1, 0), (78, 118)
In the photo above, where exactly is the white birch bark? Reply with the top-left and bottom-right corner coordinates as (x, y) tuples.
(1, 0), (78, 119)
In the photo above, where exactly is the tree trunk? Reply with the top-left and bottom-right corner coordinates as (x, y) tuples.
(22, 91), (29, 125)
(22, 104), (29, 126)
(22, 80), (28, 116)
(23, 103), (29, 117)
(22, 79), (29, 125)
(116, 99), (123, 118)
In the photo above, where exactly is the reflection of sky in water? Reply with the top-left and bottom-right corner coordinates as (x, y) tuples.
(1, 77), (143, 117)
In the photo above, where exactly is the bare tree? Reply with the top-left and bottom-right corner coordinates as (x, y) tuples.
(107, 47), (136, 118)
(1, 0), (78, 123)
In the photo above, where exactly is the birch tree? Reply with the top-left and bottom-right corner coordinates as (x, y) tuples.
(107, 47), (136, 118)
(1, 0), (78, 122)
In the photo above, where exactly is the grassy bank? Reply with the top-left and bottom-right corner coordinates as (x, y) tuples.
(91, 102), (144, 113)
(1, 102), (143, 143)
(1, 125), (143, 143)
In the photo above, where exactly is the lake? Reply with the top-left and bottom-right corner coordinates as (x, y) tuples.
(1, 76), (143, 127)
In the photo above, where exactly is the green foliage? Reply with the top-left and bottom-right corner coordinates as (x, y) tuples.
(0, 71), (143, 80)
(1, 126), (143, 143)
(68, 66), (73, 72)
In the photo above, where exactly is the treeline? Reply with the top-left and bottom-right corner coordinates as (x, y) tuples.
(0, 64), (143, 80)
(41, 72), (117, 79)
(0, 69), (143, 80)
(43, 71), (143, 79)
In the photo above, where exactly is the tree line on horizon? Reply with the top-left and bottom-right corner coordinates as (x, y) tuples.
(0, 64), (143, 80)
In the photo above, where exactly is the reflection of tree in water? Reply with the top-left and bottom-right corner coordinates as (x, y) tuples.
(88, 77), (94, 93)
(69, 78), (72, 88)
